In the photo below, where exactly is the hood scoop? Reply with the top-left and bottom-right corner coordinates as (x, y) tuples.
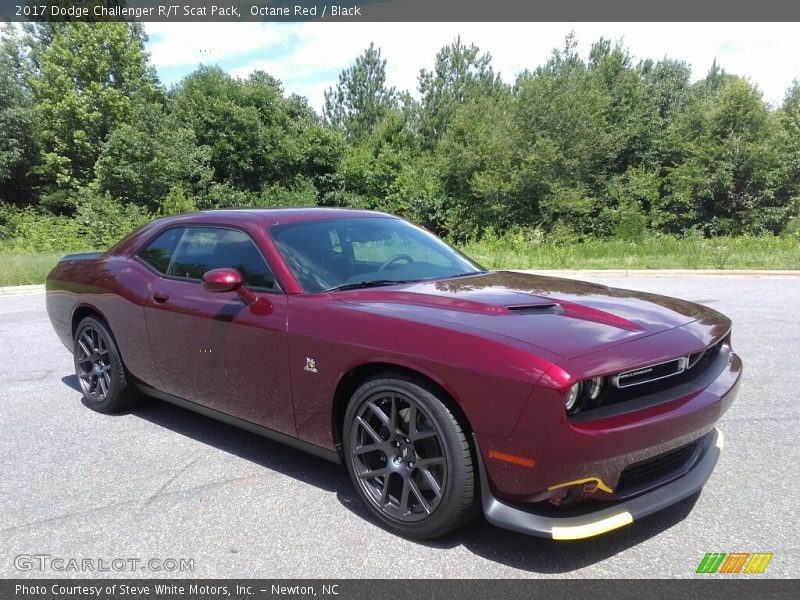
(509, 299), (646, 332)
(507, 303), (563, 315)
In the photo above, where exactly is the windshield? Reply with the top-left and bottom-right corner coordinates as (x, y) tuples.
(270, 217), (484, 293)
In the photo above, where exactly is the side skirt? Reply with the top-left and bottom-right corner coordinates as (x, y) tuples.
(134, 383), (341, 465)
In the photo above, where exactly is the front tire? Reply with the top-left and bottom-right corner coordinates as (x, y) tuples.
(73, 316), (136, 413)
(343, 374), (476, 539)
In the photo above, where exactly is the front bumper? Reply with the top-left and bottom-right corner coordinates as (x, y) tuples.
(475, 427), (723, 540)
(481, 341), (740, 502)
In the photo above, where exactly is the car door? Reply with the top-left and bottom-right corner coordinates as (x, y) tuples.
(137, 225), (295, 436)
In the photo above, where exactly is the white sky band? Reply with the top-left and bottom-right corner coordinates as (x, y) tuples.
(144, 22), (800, 111)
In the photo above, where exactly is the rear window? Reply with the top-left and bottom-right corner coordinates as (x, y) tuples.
(137, 228), (183, 274)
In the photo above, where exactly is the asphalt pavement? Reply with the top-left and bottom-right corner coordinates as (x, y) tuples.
(0, 276), (798, 578)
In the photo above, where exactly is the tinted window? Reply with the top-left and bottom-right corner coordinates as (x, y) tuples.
(350, 231), (450, 266)
(137, 227), (183, 273)
(270, 217), (482, 293)
(140, 227), (277, 291)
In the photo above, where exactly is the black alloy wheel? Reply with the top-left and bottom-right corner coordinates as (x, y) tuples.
(73, 316), (135, 413)
(75, 323), (112, 402)
(344, 375), (476, 539)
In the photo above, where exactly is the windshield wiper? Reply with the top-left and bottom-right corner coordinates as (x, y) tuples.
(324, 280), (408, 293)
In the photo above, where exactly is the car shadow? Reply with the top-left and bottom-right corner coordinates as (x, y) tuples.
(61, 374), (81, 392)
(60, 375), (702, 573)
(447, 495), (701, 573)
(132, 399), (350, 497)
(334, 486), (701, 573)
(61, 375), (349, 495)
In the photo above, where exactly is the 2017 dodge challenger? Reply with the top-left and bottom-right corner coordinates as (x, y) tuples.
(46, 209), (741, 540)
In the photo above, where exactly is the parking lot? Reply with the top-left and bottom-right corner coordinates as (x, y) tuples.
(1, 275), (798, 578)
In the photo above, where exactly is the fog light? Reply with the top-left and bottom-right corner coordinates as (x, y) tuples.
(565, 383), (581, 413)
(549, 485), (582, 507)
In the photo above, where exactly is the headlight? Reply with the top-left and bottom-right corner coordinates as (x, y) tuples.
(565, 377), (605, 414)
(585, 377), (603, 401)
(565, 383), (581, 413)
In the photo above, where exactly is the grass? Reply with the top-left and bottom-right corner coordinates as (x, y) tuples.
(0, 251), (90, 287)
(1, 234), (798, 287)
(459, 234), (800, 271)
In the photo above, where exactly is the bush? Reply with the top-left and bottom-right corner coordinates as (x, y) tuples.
(159, 186), (197, 216)
(0, 202), (84, 252)
(73, 188), (151, 249)
(255, 177), (318, 207)
(0, 188), (151, 253)
(196, 183), (258, 209)
(782, 203), (800, 238)
(547, 221), (580, 246)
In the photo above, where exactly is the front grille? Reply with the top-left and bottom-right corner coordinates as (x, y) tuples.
(611, 341), (723, 390)
(614, 357), (685, 388)
(573, 340), (726, 420)
(616, 440), (699, 493)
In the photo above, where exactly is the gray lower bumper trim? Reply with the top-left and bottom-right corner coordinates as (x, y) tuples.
(475, 428), (722, 539)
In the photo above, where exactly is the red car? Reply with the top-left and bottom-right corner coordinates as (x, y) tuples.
(46, 209), (740, 540)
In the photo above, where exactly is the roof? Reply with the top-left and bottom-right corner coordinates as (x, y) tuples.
(196, 207), (396, 225)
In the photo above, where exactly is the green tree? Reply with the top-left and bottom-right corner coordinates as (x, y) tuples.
(510, 35), (619, 235)
(323, 43), (399, 143)
(660, 76), (786, 234)
(645, 58), (692, 131)
(336, 110), (450, 232)
(417, 37), (499, 147)
(31, 22), (160, 209)
(588, 39), (659, 172)
(336, 110), (414, 206)
(437, 89), (516, 239)
(172, 66), (342, 202)
(282, 92), (345, 195)
(172, 66), (282, 192)
(776, 82), (800, 233)
(0, 25), (37, 205)
(94, 102), (212, 210)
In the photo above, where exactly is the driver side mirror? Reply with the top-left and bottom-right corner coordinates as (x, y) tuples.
(202, 268), (243, 293)
(202, 268), (258, 306)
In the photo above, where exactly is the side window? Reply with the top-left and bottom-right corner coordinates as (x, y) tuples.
(137, 227), (184, 274)
(168, 228), (217, 280)
(167, 227), (277, 291)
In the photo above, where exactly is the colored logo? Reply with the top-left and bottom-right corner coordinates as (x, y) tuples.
(696, 552), (773, 574)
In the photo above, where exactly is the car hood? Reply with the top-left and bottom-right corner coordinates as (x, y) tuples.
(334, 271), (728, 359)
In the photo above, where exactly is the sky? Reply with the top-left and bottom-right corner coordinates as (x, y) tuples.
(145, 22), (799, 112)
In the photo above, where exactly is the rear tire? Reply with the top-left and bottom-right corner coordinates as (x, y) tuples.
(73, 316), (136, 413)
(343, 374), (476, 539)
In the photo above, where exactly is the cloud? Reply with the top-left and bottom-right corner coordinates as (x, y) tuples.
(145, 22), (800, 110)
(145, 22), (284, 67)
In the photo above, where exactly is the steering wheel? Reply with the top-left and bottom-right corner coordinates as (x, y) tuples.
(378, 254), (415, 272)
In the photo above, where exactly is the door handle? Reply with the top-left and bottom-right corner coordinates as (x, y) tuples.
(153, 290), (170, 303)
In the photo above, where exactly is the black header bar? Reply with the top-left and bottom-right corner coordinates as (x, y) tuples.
(2, 0), (800, 22)
(3, 579), (800, 600)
